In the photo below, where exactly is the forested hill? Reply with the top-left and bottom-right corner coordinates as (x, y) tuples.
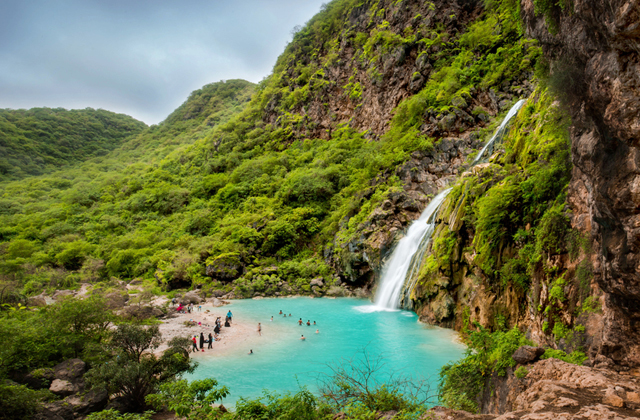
(0, 108), (146, 182)
(0, 0), (541, 300)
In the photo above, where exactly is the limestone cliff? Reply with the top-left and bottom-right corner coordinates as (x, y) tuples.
(521, 0), (640, 370)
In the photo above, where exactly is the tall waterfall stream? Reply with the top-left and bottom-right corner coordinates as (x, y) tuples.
(372, 99), (527, 310)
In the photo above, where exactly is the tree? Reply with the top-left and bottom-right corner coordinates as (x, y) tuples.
(146, 378), (229, 419)
(86, 325), (195, 412)
(317, 349), (434, 413)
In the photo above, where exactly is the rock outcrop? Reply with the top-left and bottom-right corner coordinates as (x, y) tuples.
(522, 0), (640, 368)
(428, 358), (640, 419)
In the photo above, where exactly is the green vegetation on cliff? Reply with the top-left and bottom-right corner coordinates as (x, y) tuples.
(0, 108), (146, 182)
(0, 0), (541, 300)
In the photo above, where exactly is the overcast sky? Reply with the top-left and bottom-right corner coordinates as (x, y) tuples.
(0, 0), (326, 124)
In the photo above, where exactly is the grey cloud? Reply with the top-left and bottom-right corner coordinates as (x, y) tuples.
(0, 0), (325, 124)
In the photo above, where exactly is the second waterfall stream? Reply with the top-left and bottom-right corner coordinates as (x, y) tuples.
(369, 99), (526, 311)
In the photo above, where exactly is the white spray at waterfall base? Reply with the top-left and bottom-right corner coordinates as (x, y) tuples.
(364, 99), (526, 311)
(359, 189), (451, 312)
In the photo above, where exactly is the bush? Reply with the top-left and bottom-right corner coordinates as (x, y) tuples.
(86, 324), (195, 411)
(514, 366), (528, 379)
(0, 382), (54, 420)
(439, 325), (531, 412)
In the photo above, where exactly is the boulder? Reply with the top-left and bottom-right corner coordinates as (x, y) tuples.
(104, 291), (129, 309)
(64, 388), (109, 416)
(326, 285), (346, 297)
(53, 359), (86, 381)
(205, 253), (244, 281)
(180, 290), (203, 305)
(512, 346), (545, 364)
(210, 298), (227, 307)
(52, 290), (74, 301)
(49, 379), (76, 397)
(23, 368), (55, 389)
(211, 289), (226, 298)
(310, 278), (324, 287)
(38, 402), (74, 420)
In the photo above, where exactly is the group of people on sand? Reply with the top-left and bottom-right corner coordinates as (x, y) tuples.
(192, 332), (218, 352)
(172, 299), (204, 314)
(186, 309), (234, 353)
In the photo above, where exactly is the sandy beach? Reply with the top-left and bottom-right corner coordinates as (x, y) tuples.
(155, 302), (274, 357)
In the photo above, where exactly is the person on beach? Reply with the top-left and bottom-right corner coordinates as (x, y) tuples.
(258, 323), (262, 336)
(171, 298), (176, 307)
(200, 332), (205, 350)
(306, 320), (310, 326)
(214, 324), (221, 335)
(224, 318), (231, 327)
(300, 335), (306, 340)
(227, 310), (233, 322)
(298, 318), (303, 325)
(198, 305), (202, 312)
(208, 333), (213, 349)
(191, 336), (198, 352)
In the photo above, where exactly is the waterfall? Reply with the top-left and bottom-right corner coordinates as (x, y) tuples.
(471, 99), (526, 165)
(369, 99), (526, 311)
(372, 189), (451, 310)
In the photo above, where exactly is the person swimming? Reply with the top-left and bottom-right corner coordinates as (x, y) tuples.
(313, 321), (316, 325)
(248, 349), (253, 354)
(315, 329), (319, 334)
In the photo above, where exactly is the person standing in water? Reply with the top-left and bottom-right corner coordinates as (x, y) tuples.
(279, 310), (283, 315)
(300, 335), (306, 340)
(270, 316), (273, 321)
(315, 329), (319, 334)
(298, 318), (303, 325)
(248, 349), (253, 354)
(306, 320), (311, 326)
(257, 323), (262, 336)
(227, 310), (233, 322)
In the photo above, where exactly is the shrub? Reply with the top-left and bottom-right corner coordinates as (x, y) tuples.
(439, 325), (531, 412)
(514, 366), (528, 379)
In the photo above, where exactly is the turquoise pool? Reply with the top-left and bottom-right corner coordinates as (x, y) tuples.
(188, 297), (465, 407)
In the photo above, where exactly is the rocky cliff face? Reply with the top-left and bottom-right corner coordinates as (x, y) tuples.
(430, 358), (640, 419)
(292, 0), (541, 287)
(522, 0), (640, 368)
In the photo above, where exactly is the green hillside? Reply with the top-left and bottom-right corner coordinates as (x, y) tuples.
(0, 107), (146, 181)
(0, 0), (541, 298)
